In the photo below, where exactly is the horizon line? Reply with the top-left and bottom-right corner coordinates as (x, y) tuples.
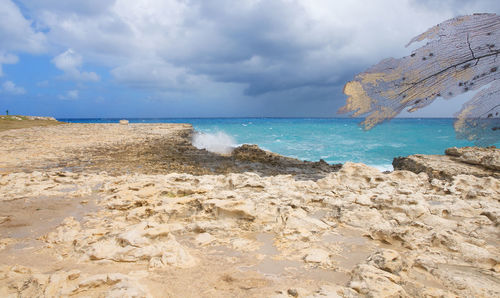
(56, 116), (461, 120)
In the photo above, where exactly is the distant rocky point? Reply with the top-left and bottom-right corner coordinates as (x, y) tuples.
(0, 115), (61, 132)
(393, 146), (499, 180)
(0, 115), (57, 121)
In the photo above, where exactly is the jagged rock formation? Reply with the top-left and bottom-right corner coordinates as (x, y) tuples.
(232, 144), (340, 178)
(393, 146), (500, 180)
(339, 13), (500, 145)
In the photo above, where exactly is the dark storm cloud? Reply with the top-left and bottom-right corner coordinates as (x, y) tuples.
(151, 0), (364, 96)
(148, 0), (500, 97)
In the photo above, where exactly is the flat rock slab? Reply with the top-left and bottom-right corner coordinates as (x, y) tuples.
(393, 146), (500, 180)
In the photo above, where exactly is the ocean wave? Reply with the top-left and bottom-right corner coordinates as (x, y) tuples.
(192, 131), (236, 154)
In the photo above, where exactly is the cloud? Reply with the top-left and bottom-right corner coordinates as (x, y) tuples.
(18, 0), (115, 16)
(0, 0), (46, 53)
(52, 49), (100, 81)
(2, 80), (26, 95)
(110, 60), (208, 90)
(68, 90), (79, 99)
(25, 1), (498, 94)
(5, 0), (500, 115)
(0, 0), (46, 78)
(0, 52), (18, 76)
(36, 80), (49, 87)
(59, 89), (79, 100)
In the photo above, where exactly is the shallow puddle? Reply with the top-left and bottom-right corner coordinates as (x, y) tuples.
(0, 195), (97, 239)
(0, 193), (101, 271)
(322, 227), (374, 270)
(248, 258), (303, 276)
(255, 232), (279, 255)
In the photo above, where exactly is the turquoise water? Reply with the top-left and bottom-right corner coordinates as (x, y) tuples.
(60, 118), (489, 171)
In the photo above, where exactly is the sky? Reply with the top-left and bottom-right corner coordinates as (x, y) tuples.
(0, 0), (499, 118)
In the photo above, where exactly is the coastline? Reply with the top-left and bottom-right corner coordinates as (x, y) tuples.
(59, 117), (481, 169)
(0, 123), (340, 178)
(0, 123), (499, 297)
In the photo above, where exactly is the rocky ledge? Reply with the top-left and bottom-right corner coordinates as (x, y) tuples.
(393, 146), (500, 180)
(0, 123), (340, 179)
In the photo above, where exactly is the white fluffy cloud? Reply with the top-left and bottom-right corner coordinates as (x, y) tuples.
(0, 0), (46, 78)
(0, 0), (46, 53)
(2, 80), (26, 95)
(52, 49), (100, 81)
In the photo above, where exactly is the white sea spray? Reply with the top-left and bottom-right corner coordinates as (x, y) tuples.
(192, 131), (236, 154)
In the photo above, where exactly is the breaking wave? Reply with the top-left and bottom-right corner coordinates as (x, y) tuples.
(192, 131), (236, 154)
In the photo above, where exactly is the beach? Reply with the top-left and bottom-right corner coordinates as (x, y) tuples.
(1, 122), (499, 297)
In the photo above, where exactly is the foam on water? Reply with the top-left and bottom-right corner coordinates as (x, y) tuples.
(192, 131), (236, 154)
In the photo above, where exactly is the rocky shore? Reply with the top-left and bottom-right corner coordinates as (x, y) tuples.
(0, 123), (340, 179)
(0, 123), (499, 297)
(393, 146), (500, 180)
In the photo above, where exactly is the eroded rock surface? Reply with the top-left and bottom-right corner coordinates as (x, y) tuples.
(1, 162), (499, 296)
(393, 146), (500, 180)
(0, 124), (499, 297)
(445, 146), (500, 171)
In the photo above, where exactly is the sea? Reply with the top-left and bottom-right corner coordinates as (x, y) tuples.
(58, 118), (493, 172)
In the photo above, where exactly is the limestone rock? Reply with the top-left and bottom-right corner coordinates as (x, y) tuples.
(367, 249), (403, 274)
(348, 264), (407, 297)
(309, 285), (360, 298)
(205, 199), (257, 221)
(304, 248), (330, 265)
(393, 146), (500, 180)
(43, 217), (81, 244)
(445, 146), (500, 171)
(195, 232), (213, 246)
